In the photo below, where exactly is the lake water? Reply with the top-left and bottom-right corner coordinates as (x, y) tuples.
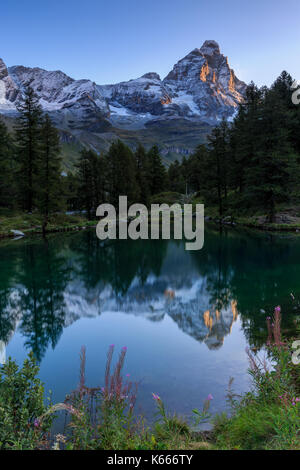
(0, 225), (299, 423)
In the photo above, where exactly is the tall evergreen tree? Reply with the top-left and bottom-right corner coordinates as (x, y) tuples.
(105, 140), (139, 206)
(168, 160), (185, 193)
(207, 119), (230, 216)
(148, 145), (167, 196)
(181, 156), (193, 195)
(182, 145), (208, 194)
(76, 148), (106, 219)
(0, 118), (15, 208)
(244, 83), (294, 221)
(231, 83), (263, 196)
(14, 86), (42, 212)
(63, 172), (81, 212)
(135, 144), (150, 205)
(36, 114), (63, 234)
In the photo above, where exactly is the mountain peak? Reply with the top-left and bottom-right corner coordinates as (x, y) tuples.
(0, 58), (8, 79)
(0, 44), (246, 138)
(199, 40), (220, 56)
(141, 72), (161, 81)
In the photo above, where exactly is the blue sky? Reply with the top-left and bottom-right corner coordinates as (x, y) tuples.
(1, 0), (299, 86)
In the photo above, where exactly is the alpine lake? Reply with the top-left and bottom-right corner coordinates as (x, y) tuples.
(0, 223), (299, 425)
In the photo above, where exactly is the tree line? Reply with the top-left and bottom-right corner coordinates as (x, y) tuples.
(0, 86), (168, 231)
(168, 71), (300, 222)
(70, 140), (168, 219)
(0, 87), (64, 233)
(1, 71), (300, 229)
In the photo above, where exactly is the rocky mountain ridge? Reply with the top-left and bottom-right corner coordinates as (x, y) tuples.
(0, 41), (247, 163)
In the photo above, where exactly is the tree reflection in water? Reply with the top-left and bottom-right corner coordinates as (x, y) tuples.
(0, 226), (299, 361)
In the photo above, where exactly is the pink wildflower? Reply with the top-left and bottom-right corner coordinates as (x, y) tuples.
(152, 393), (160, 401)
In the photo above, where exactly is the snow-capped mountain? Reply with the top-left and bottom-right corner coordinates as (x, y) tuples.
(163, 40), (246, 121)
(5, 63), (111, 132)
(0, 41), (246, 160)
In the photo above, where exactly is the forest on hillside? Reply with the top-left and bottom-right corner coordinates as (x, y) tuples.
(0, 71), (300, 232)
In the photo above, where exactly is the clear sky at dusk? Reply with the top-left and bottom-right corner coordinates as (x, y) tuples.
(1, 0), (299, 87)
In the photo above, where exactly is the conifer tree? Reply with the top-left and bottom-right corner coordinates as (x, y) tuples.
(76, 150), (94, 219)
(76, 148), (106, 219)
(135, 144), (150, 205)
(186, 144), (209, 193)
(36, 114), (63, 234)
(147, 145), (167, 196)
(244, 83), (294, 221)
(63, 172), (80, 212)
(105, 140), (138, 206)
(168, 160), (185, 193)
(14, 86), (42, 212)
(207, 119), (230, 216)
(231, 82), (263, 196)
(0, 118), (15, 208)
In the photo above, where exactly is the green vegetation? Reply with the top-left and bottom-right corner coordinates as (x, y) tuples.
(0, 85), (169, 235)
(0, 211), (97, 238)
(1, 307), (299, 450)
(0, 352), (53, 450)
(0, 346), (213, 450)
(213, 307), (300, 450)
(2, 71), (300, 237)
(169, 71), (300, 229)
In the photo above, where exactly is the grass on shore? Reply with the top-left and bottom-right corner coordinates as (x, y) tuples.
(2, 193), (300, 241)
(190, 194), (300, 232)
(0, 210), (98, 239)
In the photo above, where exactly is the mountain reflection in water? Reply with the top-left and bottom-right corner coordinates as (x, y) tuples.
(0, 226), (299, 364)
(2, 226), (300, 419)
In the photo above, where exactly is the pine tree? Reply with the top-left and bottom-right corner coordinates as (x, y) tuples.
(14, 86), (43, 212)
(76, 148), (106, 219)
(184, 145), (209, 194)
(231, 83), (263, 196)
(135, 144), (150, 205)
(76, 150), (94, 219)
(175, 72), (300, 221)
(244, 83), (294, 222)
(0, 118), (15, 208)
(63, 172), (80, 212)
(36, 114), (63, 234)
(207, 119), (230, 216)
(168, 160), (185, 193)
(147, 145), (167, 196)
(105, 140), (139, 206)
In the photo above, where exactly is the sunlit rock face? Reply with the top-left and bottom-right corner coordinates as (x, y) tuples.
(162, 40), (246, 121)
(99, 40), (246, 125)
(0, 41), (246, 129)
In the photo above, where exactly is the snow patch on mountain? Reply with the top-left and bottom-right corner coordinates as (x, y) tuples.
(109, 104), (131, 116)
(0, 80), (13, 109)
(166, 92), (201, 116)
(0, 41), (247, 132)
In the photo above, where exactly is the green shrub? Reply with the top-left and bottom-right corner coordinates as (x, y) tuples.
(0, 352), (53, 449)
(213, 307), (300, 450)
